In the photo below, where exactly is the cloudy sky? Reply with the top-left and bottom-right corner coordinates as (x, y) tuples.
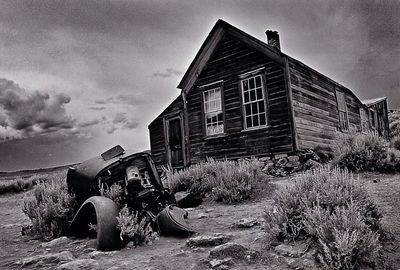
(0, 0), (399, 171)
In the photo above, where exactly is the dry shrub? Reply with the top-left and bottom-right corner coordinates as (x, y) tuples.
(116, 206), (157, 246)
(163, 158), (270, 203)
(100, 182), (123, 206)
(331, 132), (387, 172)
(378, 147), (400, 173)
(265, 167), (381, 241)
(305, 202), (381, 269)
(390, 135), (400, 151)
(265, 167), (383, 269)
(389, 109), (400, 138)
(22, 171), (77, 240)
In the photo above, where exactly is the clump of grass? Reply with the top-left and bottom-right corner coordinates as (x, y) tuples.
(163, 158), (271, 203)
(304, 202), (381, 269)
(331, 132), (400, 173)
(22, 171), (77, 240)
(331, 132), (387, 172)
(264, 167), (383, 269)
(116, 206), (157, 246)
(0, 175), (46, 194)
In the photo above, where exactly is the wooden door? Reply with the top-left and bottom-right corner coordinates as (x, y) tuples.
(166, 116), (184, 167)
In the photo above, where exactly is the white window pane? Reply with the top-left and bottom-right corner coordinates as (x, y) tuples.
(216, 98), (221, 110)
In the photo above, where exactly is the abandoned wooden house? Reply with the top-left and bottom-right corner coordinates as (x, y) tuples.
(148, 20), (390, 169)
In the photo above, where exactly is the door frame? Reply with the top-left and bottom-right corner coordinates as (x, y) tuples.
(164, 113), (186, 168)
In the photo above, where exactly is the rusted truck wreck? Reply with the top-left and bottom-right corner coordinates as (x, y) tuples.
(66, 145), (195, 251)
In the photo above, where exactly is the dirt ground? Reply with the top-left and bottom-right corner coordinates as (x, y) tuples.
(0, 174), (399, 269)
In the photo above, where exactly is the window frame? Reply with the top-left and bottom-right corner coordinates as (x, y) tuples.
(200, 81), (225, 137)
(239, 70), (268, 131)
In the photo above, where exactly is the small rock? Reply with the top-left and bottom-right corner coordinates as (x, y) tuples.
(274, 153), (288, 159)
(287, 155), (300, 164)
(209, 258), (233, 268)
(41, 236), (71, 248)
(173, 249), (189, 257)
(373, 178), (380, 183)
(209, 242), (259, 262)
(57, 259), (98, 270)
(205, 208), (214, 213)
(234, 218), (259, 228)
(274, 243), (307, 258)
(197, 213), (208, 219)
(192, 247), (205, 252)
(303, 159), (321, 170)
(185, 208), (195, 211)
(19, 251), (74, 266)
(187, 233), (232, 247)
(259, 156), (271, 162)
(88, 250), (118, 258)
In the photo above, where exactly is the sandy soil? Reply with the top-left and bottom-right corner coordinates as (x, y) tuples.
(0, 174), (399, 269)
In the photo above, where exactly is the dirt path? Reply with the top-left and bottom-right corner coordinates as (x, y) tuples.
(362, 173), (400, 268)
(0, 189), (276, 270)
(1, 174), (399, 269)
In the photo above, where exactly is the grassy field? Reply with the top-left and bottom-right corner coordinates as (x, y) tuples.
(0, 166), (69, 194)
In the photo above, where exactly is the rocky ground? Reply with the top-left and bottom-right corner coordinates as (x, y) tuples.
(1, 174), (400, 269)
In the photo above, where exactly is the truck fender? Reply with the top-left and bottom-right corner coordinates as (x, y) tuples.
(67, 196), (121, 251)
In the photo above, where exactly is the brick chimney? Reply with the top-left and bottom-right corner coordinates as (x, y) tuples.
(266, 30), (280, 51)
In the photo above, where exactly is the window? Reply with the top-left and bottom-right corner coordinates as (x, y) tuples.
(241, 75), (267, 129)
(336, 91), (349, 132)
(203, 87), (224, 136)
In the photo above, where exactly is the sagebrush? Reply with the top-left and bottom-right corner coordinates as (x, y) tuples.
(163, 158), (271, 203)
(304, 202), (381, 270)
(264, 167), (383, 269)
(23, 171), (77, 240)
(100, 182), (123, 206)
(117, 206), (157, 246)
(389, 109), (400, 138)
(331, 132), (387, 172)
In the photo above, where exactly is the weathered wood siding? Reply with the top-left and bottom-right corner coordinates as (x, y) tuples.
(187, 33), (294, 163)
(148, 96), (183, 167)
(289, 58), (362, 150)
(367, 100), (390, 138)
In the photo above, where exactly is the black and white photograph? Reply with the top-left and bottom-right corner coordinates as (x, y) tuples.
(1, 0), (400, 269)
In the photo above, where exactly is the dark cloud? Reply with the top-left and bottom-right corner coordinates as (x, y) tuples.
(152, 68), (182, 78)
(104, 112), (139, 134)
(106, 125), (118, 134)
(89, 106), (106, 111)
(0, 78), (75, 138)
(113, 113), (127, 124)
(78, 119), (101, 128)
(122, 120), (139, 130)
(94, 94), (143, 106)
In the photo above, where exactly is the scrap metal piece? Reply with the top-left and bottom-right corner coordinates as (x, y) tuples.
(156, 205), (195, 235)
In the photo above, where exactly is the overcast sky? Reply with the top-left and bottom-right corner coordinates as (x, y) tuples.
(0, 0), (399, 171)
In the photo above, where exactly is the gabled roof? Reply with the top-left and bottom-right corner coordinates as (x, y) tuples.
(177, 20), (366, 107)
(177, 19), (284, 92)
(150, 20), (382, 128)
(362, 97), (387, 107)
